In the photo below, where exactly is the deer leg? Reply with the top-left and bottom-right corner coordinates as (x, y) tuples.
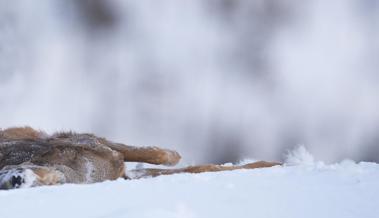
(107, 143), (181, 166)
(126, 161), (281, 179)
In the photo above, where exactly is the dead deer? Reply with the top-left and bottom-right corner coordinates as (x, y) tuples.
(0, 127), (280, 190)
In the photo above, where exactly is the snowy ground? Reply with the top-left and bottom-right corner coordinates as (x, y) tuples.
(0, 148), (378, 218)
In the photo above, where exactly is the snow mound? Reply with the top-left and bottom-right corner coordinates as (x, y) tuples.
(285, 146), (315, 165)
(0, 150), (378, 218)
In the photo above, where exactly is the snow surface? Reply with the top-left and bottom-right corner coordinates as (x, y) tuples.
(0, 149), (378, 218)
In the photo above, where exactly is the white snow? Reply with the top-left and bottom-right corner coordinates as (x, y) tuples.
(284, 146), (315, 166)
(0, 149), (378, 218)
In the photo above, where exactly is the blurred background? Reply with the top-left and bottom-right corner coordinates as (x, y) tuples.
(0, 0), (378, 164)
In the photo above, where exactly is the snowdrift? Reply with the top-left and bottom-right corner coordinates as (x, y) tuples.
(0, 148), (378, 218)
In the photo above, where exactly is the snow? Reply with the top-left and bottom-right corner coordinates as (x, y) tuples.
(0, 149), (378, 218)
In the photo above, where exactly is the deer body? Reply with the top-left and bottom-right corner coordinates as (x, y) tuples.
(0, 127), (279, 190)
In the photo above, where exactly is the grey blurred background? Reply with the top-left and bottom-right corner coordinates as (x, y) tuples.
(0, 0), (378, 164)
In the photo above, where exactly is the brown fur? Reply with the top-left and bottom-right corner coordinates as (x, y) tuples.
(0, 127), (281, 189)
(127, 161), (281, 179)
(0, 127), (45, 140)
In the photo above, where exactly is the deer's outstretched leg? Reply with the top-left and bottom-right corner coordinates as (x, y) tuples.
(126, 161), (281, 179)
(108, 143), (181, 166)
